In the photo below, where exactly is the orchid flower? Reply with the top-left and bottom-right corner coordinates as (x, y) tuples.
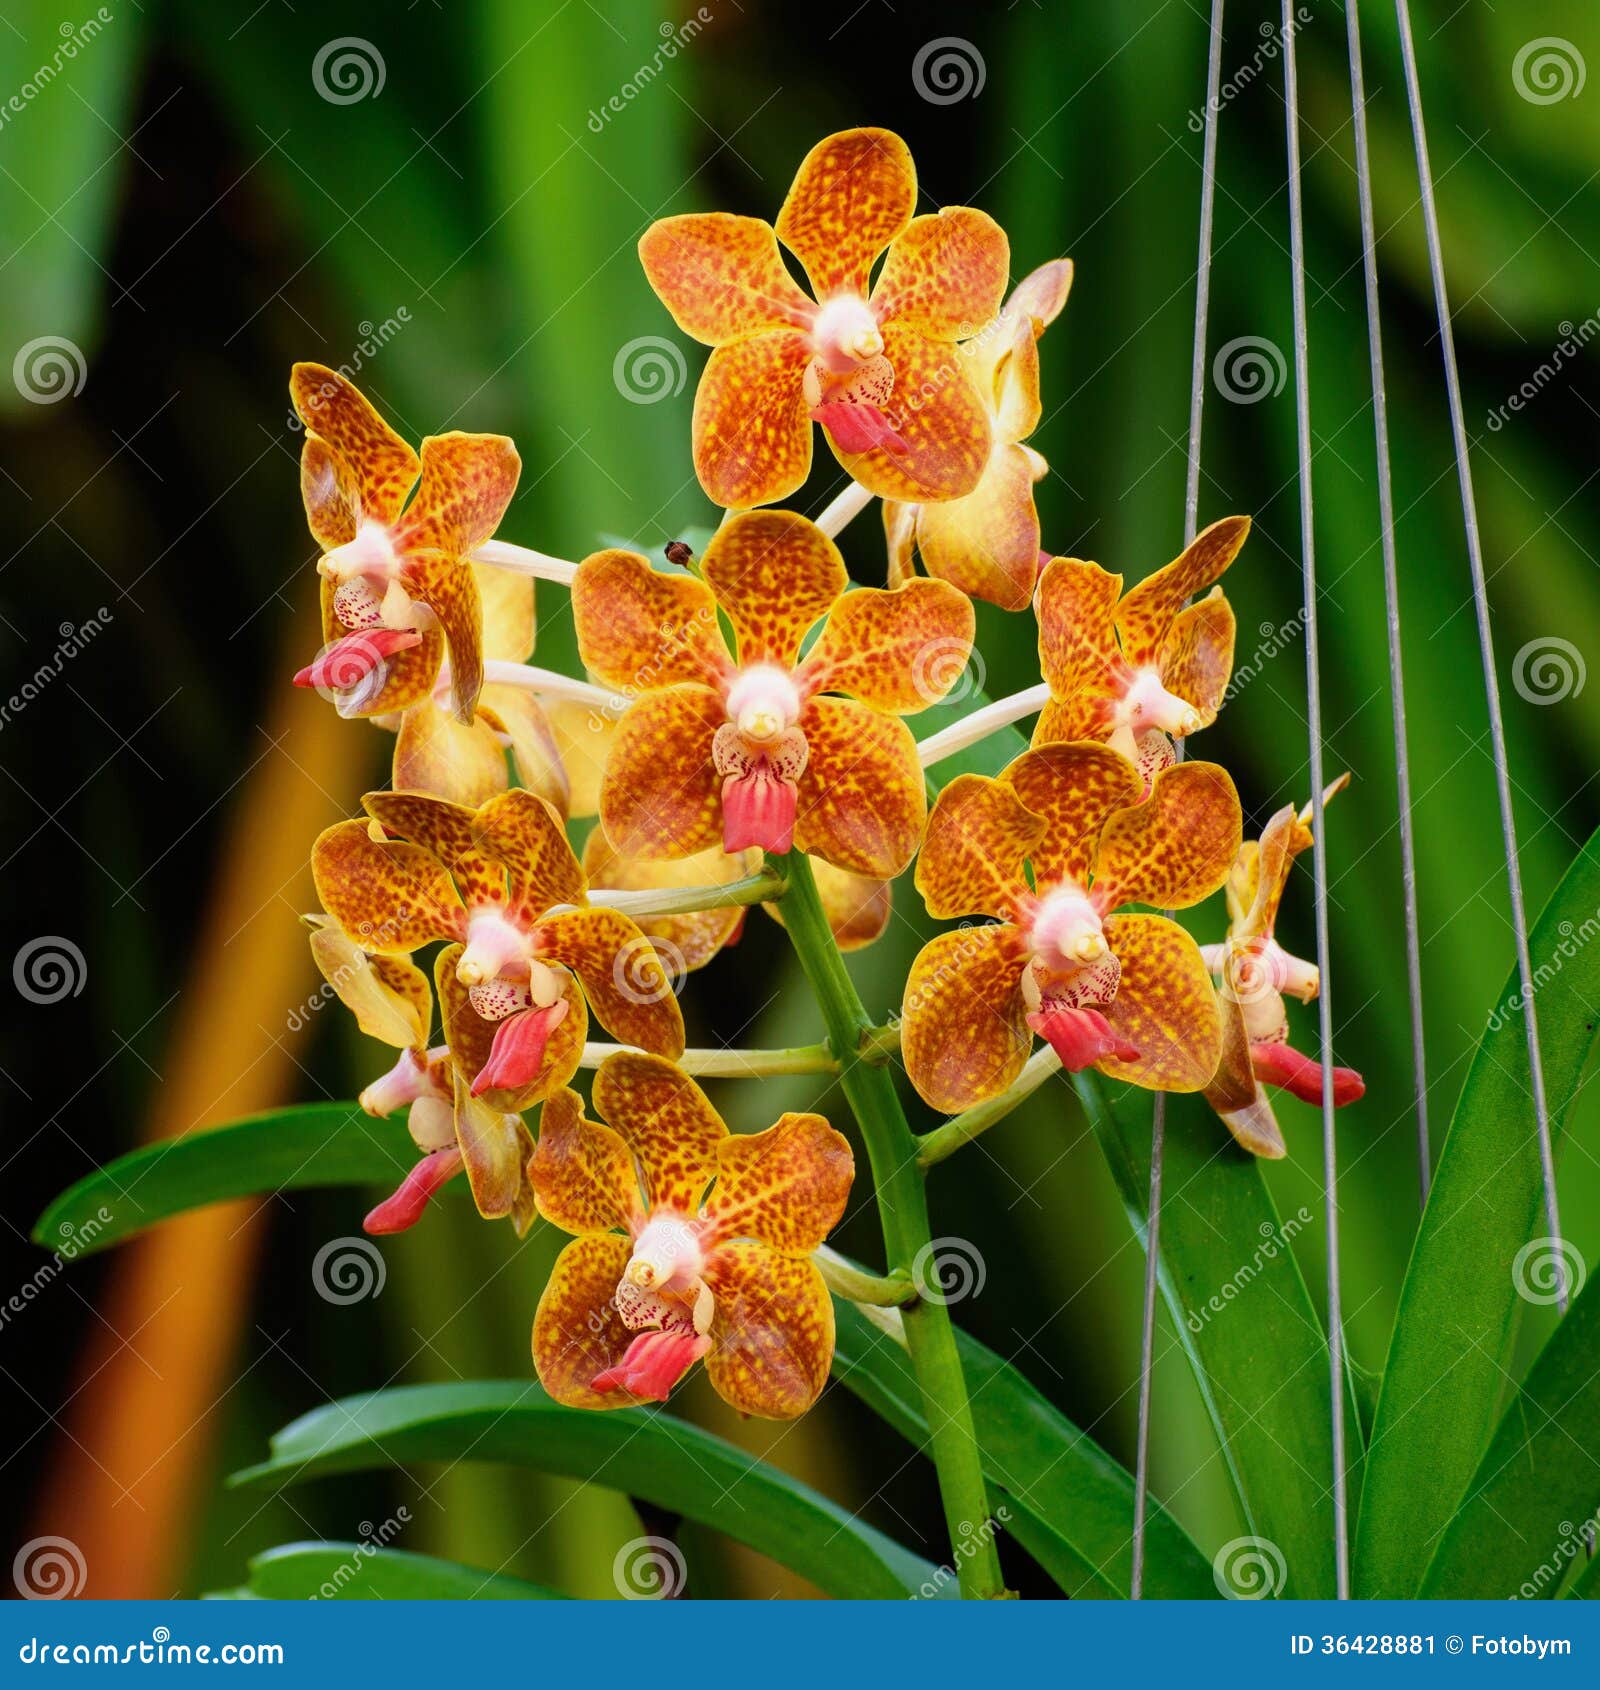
(884, 259), (1074, 610)
(639, 127), (1009, 509)
(903, 744), (1241, 1113)
(382, 564), (568, 813)
(1201, 777), (1365, 1158)
(1034, 515), (1248, 786)
(571, 509), (973, 878)
(290, 364), (519, 722)
(530, 1053), (852, 1418)
(311, 787), (684, 1121)
(304, 914), (537, 1234)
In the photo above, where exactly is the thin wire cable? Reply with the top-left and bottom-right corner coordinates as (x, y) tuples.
(1344, 0), (1431, 1204)
(1129, 0), (1226, 1603)
(1282, 0), (1350, 1599)
(1393, 0), (1567, 1303)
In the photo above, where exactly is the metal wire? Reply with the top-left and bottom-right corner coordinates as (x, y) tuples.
(1129, 0), (1226, 1604)
(1392, 0), (1567, 1303)
(1344, 0), (1431, 1203)
(1282, 0), (1350, 1599)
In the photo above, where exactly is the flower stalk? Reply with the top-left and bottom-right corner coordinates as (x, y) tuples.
(772, 849), (1007, 1600)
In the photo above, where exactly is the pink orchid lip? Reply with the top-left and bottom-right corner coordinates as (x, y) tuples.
(1027, 1003), (1139, 1072)
(591, 1329), (712, 1402)
(722, 763), (797, 854)
(363, 1146), (465, 1235)
(470, 998), (568, 1097)
(1250, 1039), (1364, 1107)
(810, 399), (908, 456)
(294, 627), (422, 691)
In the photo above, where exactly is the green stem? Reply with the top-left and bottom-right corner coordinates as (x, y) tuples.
(772, 851), (1008, 1600)
(918, 1048), (1063, 1168)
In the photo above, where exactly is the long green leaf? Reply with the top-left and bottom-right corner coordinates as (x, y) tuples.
(230, 1380), (941, 1600)
(1355, 828), (1600, 1597)
(832, 1301), (1215, 1598)
(1420, 1268), (1600, 1598)
(1076, 1075), (1355, 1599)
(244, 1542), (565, 1601)
(33, 1104), (404, 1254)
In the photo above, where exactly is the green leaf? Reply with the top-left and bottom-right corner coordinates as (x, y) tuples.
(832, 1301), (1216, 1598)
(1354, 827), (1600, 1597)
(243, 1542), (565, 1601)
(1075, 1075), (1354, 1600)
(34, 1104), (404, 1255)
(1419, 1268), (1600, 1598)
(230, 1380), (942, 1600)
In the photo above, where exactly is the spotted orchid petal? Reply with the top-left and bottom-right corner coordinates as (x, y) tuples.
(1096, 912), (1222, 1092)
(915, 773), (1043, 921)
(704, 1114), (853, 1254)
(902, 922), (1034, 1113)
(701, 511), (846, 666)
(703, 1241), (835, 1420)
(793, 694), (925, 879)
(799, 579), (974, 713)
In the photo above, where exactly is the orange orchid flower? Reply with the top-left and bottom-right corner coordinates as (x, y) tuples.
(639, 127), (1009, 509)
(903, 744), (1241, 1113)
(885, 259), (1074, 610)
(310, 787), (684, 1116)
(1033, 515), (1248, 786)
(1201, 777), (1364, 1158)
(383, 564), (568, 813)
(290, 363), (520, 723)
(530, 1052), (852, 1417)
(304, 915), (537, 1235)
(572, 509), (973, 879)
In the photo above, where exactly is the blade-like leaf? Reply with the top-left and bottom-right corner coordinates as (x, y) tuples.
(832, 1301), (1215, 1598)
(230, 1381), (942, 1600)
(1355, 828), (1600, 1597)
(1076, 1075), (1355, 1600)
(243, 1542), (565, 1601)
(34, 1104), (405, 1255)
(1420, 1267), (1600, 1598)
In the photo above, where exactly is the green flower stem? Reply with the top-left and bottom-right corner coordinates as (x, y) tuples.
(586, 867), (786, 920)
(578, 1041), (836, 1077)
(812, 1244), (915, 1307)
(917, 1048), (1064, 1168)
(772, 850), (1007, 1600)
